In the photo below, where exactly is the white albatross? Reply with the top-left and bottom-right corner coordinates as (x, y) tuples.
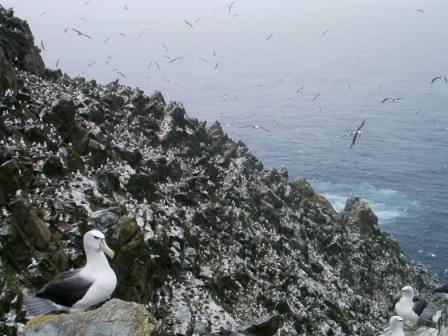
(395, 285), (436, 327)
(389, 316), (406, 336)
(24, 230), (117, 315)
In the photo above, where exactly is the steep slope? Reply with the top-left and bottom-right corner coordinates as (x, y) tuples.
(0, 5), (437, 336)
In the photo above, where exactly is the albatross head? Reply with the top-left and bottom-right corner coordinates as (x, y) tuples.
(400, 285), (414, 298)
(84, 230), (115, 259)
(389, 316), (404, 330)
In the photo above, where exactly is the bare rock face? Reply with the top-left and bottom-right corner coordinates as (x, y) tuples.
(0, 5), (45, 93)
(23, 299), (159, 336)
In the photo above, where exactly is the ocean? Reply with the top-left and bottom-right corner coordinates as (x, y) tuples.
(4, 0), (448, 279)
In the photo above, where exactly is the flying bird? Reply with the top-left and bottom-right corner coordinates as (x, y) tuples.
(40, 41), (45, 51)
(136, 28), (151, 41)
(214, 62), (219, 69)
(23, 230), (116, 315)
(296, 86), (304, 93)
(184, 20), (194, 28)
(104, 37), (109, 44)
(71, 28), (92, 39)
(122, 5), (128, 11)
(56, 59), (60, 68)
(395, 285), (436, 327)
(350, 119), (366, 148)
(228, 1), (235, 14)
(312, 93), (320, 101)
(417, 8), (424, 13)
(239, 124), (271, 133)
(266, 33), (273, 40)
(168, 57), (183, 63)
(431, 76), (442, 84)
(381, 97), (402, 104)
(321, 29), (330, 36)
(162, 43), (168, 53)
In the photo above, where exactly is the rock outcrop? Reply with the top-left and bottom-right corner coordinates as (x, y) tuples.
(0, 5), (443, 336)
(0, 5), (45, 94)
(23, 299), (159, 336)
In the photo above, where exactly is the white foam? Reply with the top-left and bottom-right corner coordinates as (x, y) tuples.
(315, 181), (416, 225)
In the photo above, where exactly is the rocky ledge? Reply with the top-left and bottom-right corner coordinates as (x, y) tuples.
(23, 299), (159, 336)
(0, 5), (442, 336)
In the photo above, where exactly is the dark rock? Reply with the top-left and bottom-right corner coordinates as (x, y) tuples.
(42, 155), (65, 178)
(24, 126), (48, 144)
(0, 159), (25, 204)
(43, 99), (77, 138)
(97, 170), (121, 194)
(127, 173), (156, 201)
(113, 146), (142, 167)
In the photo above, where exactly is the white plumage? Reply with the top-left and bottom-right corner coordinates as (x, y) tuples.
(24, 230), (117, 315)
(389, 316), (405, 336)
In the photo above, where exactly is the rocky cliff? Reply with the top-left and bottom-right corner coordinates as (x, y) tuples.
(0, 5), (440, 336)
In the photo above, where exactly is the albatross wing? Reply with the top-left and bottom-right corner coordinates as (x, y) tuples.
(24, 268), (94, 315)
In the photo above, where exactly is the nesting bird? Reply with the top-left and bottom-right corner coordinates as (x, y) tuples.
(395, 285), (436, 327)
(389, 316), (406, 336)
(24, 230), (117, 315)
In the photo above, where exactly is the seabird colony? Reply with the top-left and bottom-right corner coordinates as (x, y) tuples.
(24, 230), (116, 315)
(394, 285), (436, 329)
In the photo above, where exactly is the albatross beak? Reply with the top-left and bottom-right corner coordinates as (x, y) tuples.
(99, 239), (115, 259)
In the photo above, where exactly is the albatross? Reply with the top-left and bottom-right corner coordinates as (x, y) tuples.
(389, 316), (405, 336)
(24, 230), (116, 315)
(395, 285), (436, 327)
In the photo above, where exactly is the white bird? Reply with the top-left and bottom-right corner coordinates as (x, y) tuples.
(390, 316), (406, 336)
(24, 230), (116, 315)
(395, 285), (436, 327)
(239, 124), (271, 133)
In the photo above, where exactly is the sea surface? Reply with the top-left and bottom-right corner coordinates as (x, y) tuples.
(4, 0), (448, 279)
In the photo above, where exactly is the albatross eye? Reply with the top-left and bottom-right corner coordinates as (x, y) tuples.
(93, 236), (100, 240)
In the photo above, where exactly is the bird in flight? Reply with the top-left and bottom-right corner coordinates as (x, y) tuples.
(40, 41), (45, 51)
(136, 28), (151, 41)
(296, 86), (304, 93)
(239, 124), (271, 133)
(71, 28), (92, 39)
(417, 8), (424, 13)
(312, 93), (320, 101)
(321, 29), (330, 36)
(184, 20), (194, 28)
(381, 97), (402, 104)
(228, 1), (235, 14)
(431, 76), (443, 84)
(266, 33), (273, 40)
(350, 119), (366, 148)
(168, 57), (183, 64)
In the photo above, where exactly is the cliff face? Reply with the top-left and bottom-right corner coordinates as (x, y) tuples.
(0, 6), (45, 94)
(0, 5), (438, 336)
